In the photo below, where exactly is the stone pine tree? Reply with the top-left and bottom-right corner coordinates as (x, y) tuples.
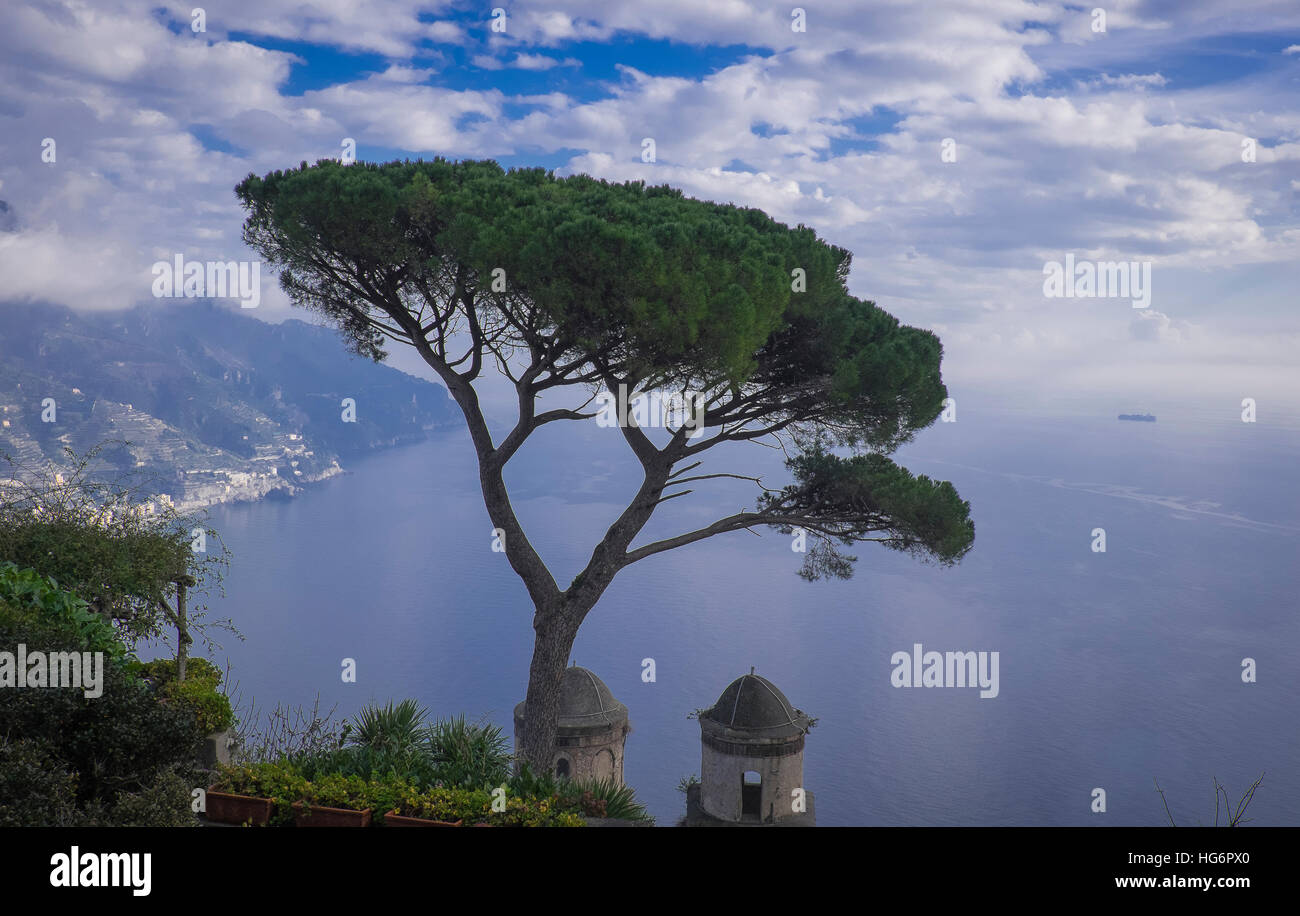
(235, 158), (975, 770)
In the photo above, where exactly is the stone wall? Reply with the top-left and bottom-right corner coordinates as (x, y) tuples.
(700, 744), (804, 823)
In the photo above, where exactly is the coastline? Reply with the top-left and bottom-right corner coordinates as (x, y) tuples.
(170, 462), (347, 515)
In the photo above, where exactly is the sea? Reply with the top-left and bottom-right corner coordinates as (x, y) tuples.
(192, 398), (1300, 826)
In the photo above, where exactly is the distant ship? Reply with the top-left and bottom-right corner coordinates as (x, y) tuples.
(1118, 413), (1156, 422)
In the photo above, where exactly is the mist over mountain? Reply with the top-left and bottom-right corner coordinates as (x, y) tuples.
(0, 300), (454, 509)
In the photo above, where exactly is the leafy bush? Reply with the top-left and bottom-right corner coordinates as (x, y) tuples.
(0, 562), (129, 665)
(135, 656), (223, 686)
(131, 657), (235, 735)
(0, 445), (230, 647)
(291, 743), (440, 788)
(391, 785), (582, 827)
(211, 763), (585, 826)
(211, 761), (310, 825)
(0, 738), (198, 828)
(287, 705), (510, 790)
(163, 677), (235, 735)
(389, 785), (482, 823)
(490, 793), (586, 828)
(300, 773), (370, 810)
(0, 584), (202, 826)
(0, 655), (200, 809)
(0, 738), (83, 827)
(509, 763), (654, 823)
(216, 699), (646, 825)
(103, 770), (199, 827)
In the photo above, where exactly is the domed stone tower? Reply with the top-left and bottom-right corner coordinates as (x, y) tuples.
(691, 669), (815, 826)
(514, 665), (631, 784)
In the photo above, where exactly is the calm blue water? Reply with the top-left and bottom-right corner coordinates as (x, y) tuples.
(195, 401), (1300, 826)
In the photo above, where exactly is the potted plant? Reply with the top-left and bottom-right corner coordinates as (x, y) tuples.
(206, 787), (273, 827)
(292, 773), (373, 827)
(292, 801), (373, 827)
(383, 787), (466, 827)
(206, 762), (298, 826)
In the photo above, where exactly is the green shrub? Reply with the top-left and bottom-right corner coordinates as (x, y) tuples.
(0, 657), (201, 810)
(299, 772), (371, 810)
(388, 785), (481, 822)
(424, 713), (511, 788)
(216, 699), (644, 826)
(291, 743), (440, 788)
(105, 770), (199, 827)
(134, 656), (223, 688)
(130, 658), (235, 735)
(392, 785), (583, 827)
(350, 698), (428, 756)
(508, 761), (560, 798)
(0, 445), (230, 647)
(164, 678), (235, 734)
(490, 794), (586, 828)
(559, 777), (654, 823)
(508, 764), (654, 824)
(0, 738), (84, 827)
(212, 761), (310, 825)
(0, 587), (201, 826)
(0, 562), (130, 665)
(211, 762), (586, 826)
(302, 704), (510, 790)
(216, 763), (409, 819)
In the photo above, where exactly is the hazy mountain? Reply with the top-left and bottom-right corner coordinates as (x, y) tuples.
(0, 301), (454, 509)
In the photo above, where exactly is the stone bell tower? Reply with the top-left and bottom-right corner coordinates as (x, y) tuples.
(514, 664), (631, 784)
(686, 669), (815, 826)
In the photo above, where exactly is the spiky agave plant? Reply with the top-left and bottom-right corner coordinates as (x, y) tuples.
(350, 699), (428, 757)
(562, 777), (654, 824)
(424, 714), (511, 789)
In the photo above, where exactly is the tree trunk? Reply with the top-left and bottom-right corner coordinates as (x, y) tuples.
(175, 580), (188, 683)
(518, 610), (581, 773)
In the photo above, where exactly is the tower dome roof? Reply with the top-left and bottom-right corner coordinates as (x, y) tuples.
(703, 672), (808, 737)
(513, 665), (629, 736)
(556, 665), (627, 728)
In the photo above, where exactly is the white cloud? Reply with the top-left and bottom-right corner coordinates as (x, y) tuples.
(513, 53), (580, 71)
(1, 0), (1298, 407)
(1129, 309), (1193, 343)
(473, 52), (578, 71)
(1084, 72), (1169, 89)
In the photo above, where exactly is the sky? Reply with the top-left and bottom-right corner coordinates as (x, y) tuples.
(1, 0), (1297, 415)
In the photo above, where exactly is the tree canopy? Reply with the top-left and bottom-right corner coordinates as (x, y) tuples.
(236, 157), (973, 767)
(237, 158), (971, 575)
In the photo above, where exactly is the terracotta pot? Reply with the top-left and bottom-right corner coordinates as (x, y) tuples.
(205, 787), (273, 826)
(292, 802), (373, 827)
(384, 813), (463, 828)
